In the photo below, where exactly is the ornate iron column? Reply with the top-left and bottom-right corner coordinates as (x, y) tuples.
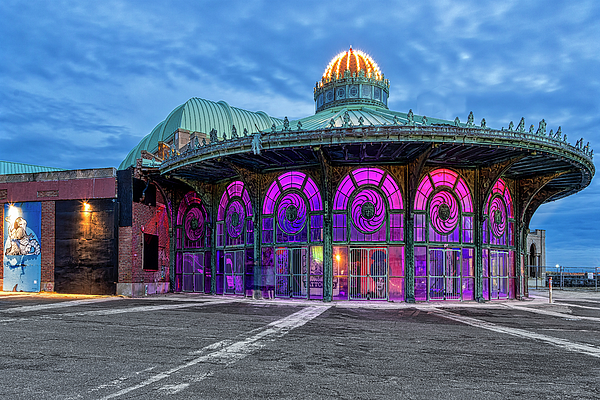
(317, 148), (333, 302)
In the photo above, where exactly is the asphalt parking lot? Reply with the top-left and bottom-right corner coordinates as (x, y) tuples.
(1, 290), (599, 400)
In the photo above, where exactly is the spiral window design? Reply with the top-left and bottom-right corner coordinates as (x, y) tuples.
(489, 196), (506, 238)
(429, 191), (459, 235)
(225, 200), (245, 238)
(277, 192), (307, 235)
(351, 188), (385, 234)
(184, 206), (204, 241)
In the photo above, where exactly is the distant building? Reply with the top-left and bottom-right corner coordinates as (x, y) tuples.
(527, 229), (546, 279)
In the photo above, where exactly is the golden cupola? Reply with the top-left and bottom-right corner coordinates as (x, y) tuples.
(314, 46), (390, 113)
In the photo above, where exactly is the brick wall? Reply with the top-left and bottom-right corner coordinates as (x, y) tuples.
(118, 226), (133, 283)
(41, 201), (55, 291)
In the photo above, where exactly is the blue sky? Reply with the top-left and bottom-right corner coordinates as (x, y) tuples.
(1, 0), (598, 268)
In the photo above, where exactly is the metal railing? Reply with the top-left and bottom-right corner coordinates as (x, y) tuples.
(529, 265), (600, 290)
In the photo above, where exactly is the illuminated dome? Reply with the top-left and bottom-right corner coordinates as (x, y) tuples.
(322, 47), (383, 81)
(314, 46), (390, 113)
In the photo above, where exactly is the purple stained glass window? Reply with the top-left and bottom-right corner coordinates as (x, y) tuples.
(414, 178), (433, 211)
(277, 192), (307, 235)
(279, 171), (305, 190)
(184, 206), (204, 241)
(263, 181), (280, 215)
(352, 167), (384, 187)
(226, 200), (245, 238)
(381, 175), (403, 210)
(351, 188), (385, 234)
(429, 191), (459, 235)
(334, 175), (356, 211)
(489, 196), (507, 239)
(430, 168), (457, 188)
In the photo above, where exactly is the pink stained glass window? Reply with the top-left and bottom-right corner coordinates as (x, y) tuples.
(455, 178), (473, 213)
(227, 181), (244, 199)
(304, 177), (323, 212)
(352, 167), (384, 187)
(279, 171), (305, 190)
(263, 181), (280, 215)
(430, 168), (457, 188)
(334, 175), (356, 211)
(414, 176), (433, 211)
(381, 175), (403, 210)
(177, 191), (203, 225)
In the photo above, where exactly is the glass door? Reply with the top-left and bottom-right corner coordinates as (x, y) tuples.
(428, 248), (461, 300)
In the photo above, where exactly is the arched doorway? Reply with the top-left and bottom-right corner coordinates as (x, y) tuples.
(482, 178), (516, 299)
(174, 191), (211, 293)
(413, 168), (475, 301)
(261, 171), (324, 299)
(332, 167), (405, 301)
(215, 181), (254, 296)
(529, 243), (537, 278)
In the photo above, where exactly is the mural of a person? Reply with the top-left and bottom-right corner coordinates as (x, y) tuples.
(5, 216), (41, 256)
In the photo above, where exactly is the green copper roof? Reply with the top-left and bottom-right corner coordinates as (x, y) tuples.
(119, 97), (283, 170)
(0, 160), (64, 175)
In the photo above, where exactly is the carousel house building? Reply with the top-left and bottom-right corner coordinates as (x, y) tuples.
(2, 48), (595, 301)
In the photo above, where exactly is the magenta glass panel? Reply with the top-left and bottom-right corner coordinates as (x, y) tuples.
(455, 179), (473, 213)
(227, 181), (243, 198)
(489, 196), (506, 239)
(276, 223), (308, 243)
(352, 167), (384, 186)
(389, 278), (405, 302)
(381, 175), (403, 207)
(263, 181), (280, 215)
(462, 248), (474, 276)
(242, 189), (253, 216)
(225, 200), (245, 239)
(389, 246), (404, 277)
(429, 191), (459, 234)
(504, 188), (514, 218)
(304, 177), (323, 211)
(175, 252), (183, 274)
(482, 279), (489, 300)
(430, 168), (457, 188)
(279, 171), (305, 190)
(508, 221), (514, 246)
(414, 177), (433, 211)
(414, 214), (425, 242)
(277, 192), (307, 235)
(350, 221), (386, 242)
(428, 224), (460, 243)
(415, 246), (427, 276)
(351, 188), (385, 234)
(216, 223), (224, 247)
(310, 215), (323, 242)
(334, 175), (355, 211)
(261, 247), (275, 297)
(262, 218), (273, 243)
(482, 248), (489, 277)
(390, 213), (403, 242)
(246, 220), (253, 245)
(509, 278), (516, 299)
(333, 213), (347, 242)
(462, 216), (473, 243)
(462, 278), (474, 300)
(482, 218), (489, 244)
(184, 206), (204, 241)
(177, 191), (203, 225)
(176, 229), (182, 250)
(218, 193), (228, 221)
(509, 250), (516, 277)
(415, 278), (427, 301)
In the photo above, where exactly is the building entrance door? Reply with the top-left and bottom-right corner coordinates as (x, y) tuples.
(181, 252), (206, 292)
(349, 247), (388, 300)
(274, 247), (308, 298)
(490, 250), (509, 299)
(428, 248), (461, 300)
(224, 250), (245, 295)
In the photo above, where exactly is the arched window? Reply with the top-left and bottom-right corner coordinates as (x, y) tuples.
(413, 169), (475, 301)
(261, 171), (323, 299)
(482, 178), (516, 300)
(262, 171), (323, 244)
(217, 181), (253, 247)
(333, 167), (404, 242)
(174, 191), (211, 293)
(332, 167), (404, 301)
(215, 181), (254, 296)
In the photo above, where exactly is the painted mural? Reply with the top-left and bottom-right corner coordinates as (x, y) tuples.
(3, 202), (42, 292)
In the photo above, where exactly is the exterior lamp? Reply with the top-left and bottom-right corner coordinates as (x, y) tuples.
(83, 202), (91, 212)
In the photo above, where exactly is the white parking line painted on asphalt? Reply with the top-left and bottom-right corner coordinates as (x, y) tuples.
(0, 297), (122, 313)
(99, 305), (330, 399)
(432, 308), (600, 359)
(0, 298), (238, 324)
(504, 304), (600, 322)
